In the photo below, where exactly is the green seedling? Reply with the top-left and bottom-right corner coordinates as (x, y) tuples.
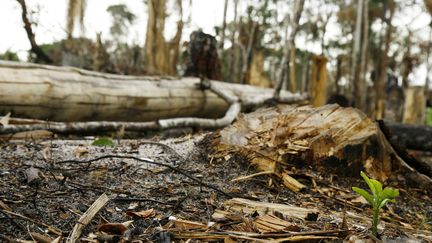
(352, 171), (399, 237)
(92, 137), (115, 147)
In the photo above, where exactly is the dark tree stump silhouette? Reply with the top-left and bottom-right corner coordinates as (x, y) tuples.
(184, 31), (222, 80)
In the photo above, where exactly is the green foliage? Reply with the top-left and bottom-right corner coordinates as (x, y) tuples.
(92, 137), (115, 147)
(106, 4), (136, 38)
(0, 50), (19, 61)
(426, 107), (432, 126)
(352, 171), (399, 236)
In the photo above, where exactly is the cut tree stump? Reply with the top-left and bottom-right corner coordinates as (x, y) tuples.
(0, 61), (305, 122)
(212, 104), (432, 190)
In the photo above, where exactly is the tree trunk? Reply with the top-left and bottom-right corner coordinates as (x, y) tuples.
(227, 0), (239, 83)
(218, 0), (229, 52)
(425, 25), (432, 95)
(403, 86), (426, 125)
(401, 34), (412, 90)
(359, 0), (369, 111)
(247, 50), (272, 88)
(300, 54), (310, 93)
(241, 22), (258, 85)
(309, 55), (328, 107)
(352, 0), (366, 111)
(289, 42), (297, 91)
(0, 61), (305, 122)
(144, 0), (173, 75)
(375, 0), (394, 119)
(66, 0), (86, 39)
(169, 0), (183, 74)
(356, 0), (370, 112)
(273, 0), (306, 99)
(16, 0), (53, 64)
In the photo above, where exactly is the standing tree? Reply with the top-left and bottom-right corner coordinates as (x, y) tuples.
(144, 0), (171, 75)
(351, 0), (369, 111)
(168, 0), (184, 74)
(374, 0), (395, 119)
(351, 0), (363, 109)
(423, 0), (432, 95)
(144, 0), (184, 75)
(227, 0), (240, 83)
(66, 0), (86, 39)
(359, 0), (369, 108)
(239, 0), (272, 87)
(273, 0), (306, 99)
(16, 0), (53, 64)
(106, 4), (136, 41)
(218, 0), (229, 53)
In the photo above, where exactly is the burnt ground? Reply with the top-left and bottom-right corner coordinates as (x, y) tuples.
(0, 133), (431, 242)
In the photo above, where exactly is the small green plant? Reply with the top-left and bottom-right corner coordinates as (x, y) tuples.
(352, 171), (399, 237)
(91, 137), (115, 147)
(427, 107), (432, 126)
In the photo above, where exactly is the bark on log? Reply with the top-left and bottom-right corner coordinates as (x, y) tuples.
(379, 121), (432, 178)
(383, 121), (432, 152)
(212, 104), (432, 190)
(0, 61), (306, 123)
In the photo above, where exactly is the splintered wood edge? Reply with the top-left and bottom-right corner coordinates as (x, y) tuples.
(225, 198), (317, 219)
(66, 193), (112, 243)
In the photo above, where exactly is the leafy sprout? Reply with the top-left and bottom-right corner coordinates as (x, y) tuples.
(352, 171), (399, 237)
(92, 137), (115, 147)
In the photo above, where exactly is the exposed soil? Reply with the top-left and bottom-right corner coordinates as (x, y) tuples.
(0, 133), (431, 242)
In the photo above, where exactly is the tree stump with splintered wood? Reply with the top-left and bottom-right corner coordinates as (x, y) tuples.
(211, 104), (432, 191)
(184, 31), (222, 80)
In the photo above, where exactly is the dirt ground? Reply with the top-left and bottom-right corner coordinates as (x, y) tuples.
(0, 132), (431, 242)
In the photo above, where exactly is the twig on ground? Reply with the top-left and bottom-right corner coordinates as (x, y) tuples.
(66, 193), (111, 243)
(0, 209), (62, 236)
(113, 197), (177, 206)
(57, 155), (233, 198)
(137, 141), (185, 163)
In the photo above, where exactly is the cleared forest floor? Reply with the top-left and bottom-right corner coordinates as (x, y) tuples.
(0, 133), (431, 242)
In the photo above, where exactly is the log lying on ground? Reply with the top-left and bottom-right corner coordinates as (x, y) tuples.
(0, 79), (243, 134)
(0, 61), (306, 123)
(383, 121), (432, 152)
(211, 104), (432, 190)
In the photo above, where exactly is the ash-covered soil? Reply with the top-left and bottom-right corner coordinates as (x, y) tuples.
(0, 133), (430, 242)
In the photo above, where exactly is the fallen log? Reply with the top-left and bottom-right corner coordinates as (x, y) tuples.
(0, 79), (243, 134)
(211, 104), (432, 190)
(0, 61), (306, 122)
(379, 120), (432, 178)
(383, 121), (432, 152)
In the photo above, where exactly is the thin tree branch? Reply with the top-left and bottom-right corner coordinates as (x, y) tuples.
(16, 0), (53, 64)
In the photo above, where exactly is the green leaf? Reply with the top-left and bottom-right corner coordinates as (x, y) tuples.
(378, 188), (399, 209)
(352, 187), (374, 205)
(382, 187), (399, 198)
(370, 179), (383, 197)
(379, 198), (391, 209)
(92, 137), (114, 147)
(360, 171), (376, 194)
